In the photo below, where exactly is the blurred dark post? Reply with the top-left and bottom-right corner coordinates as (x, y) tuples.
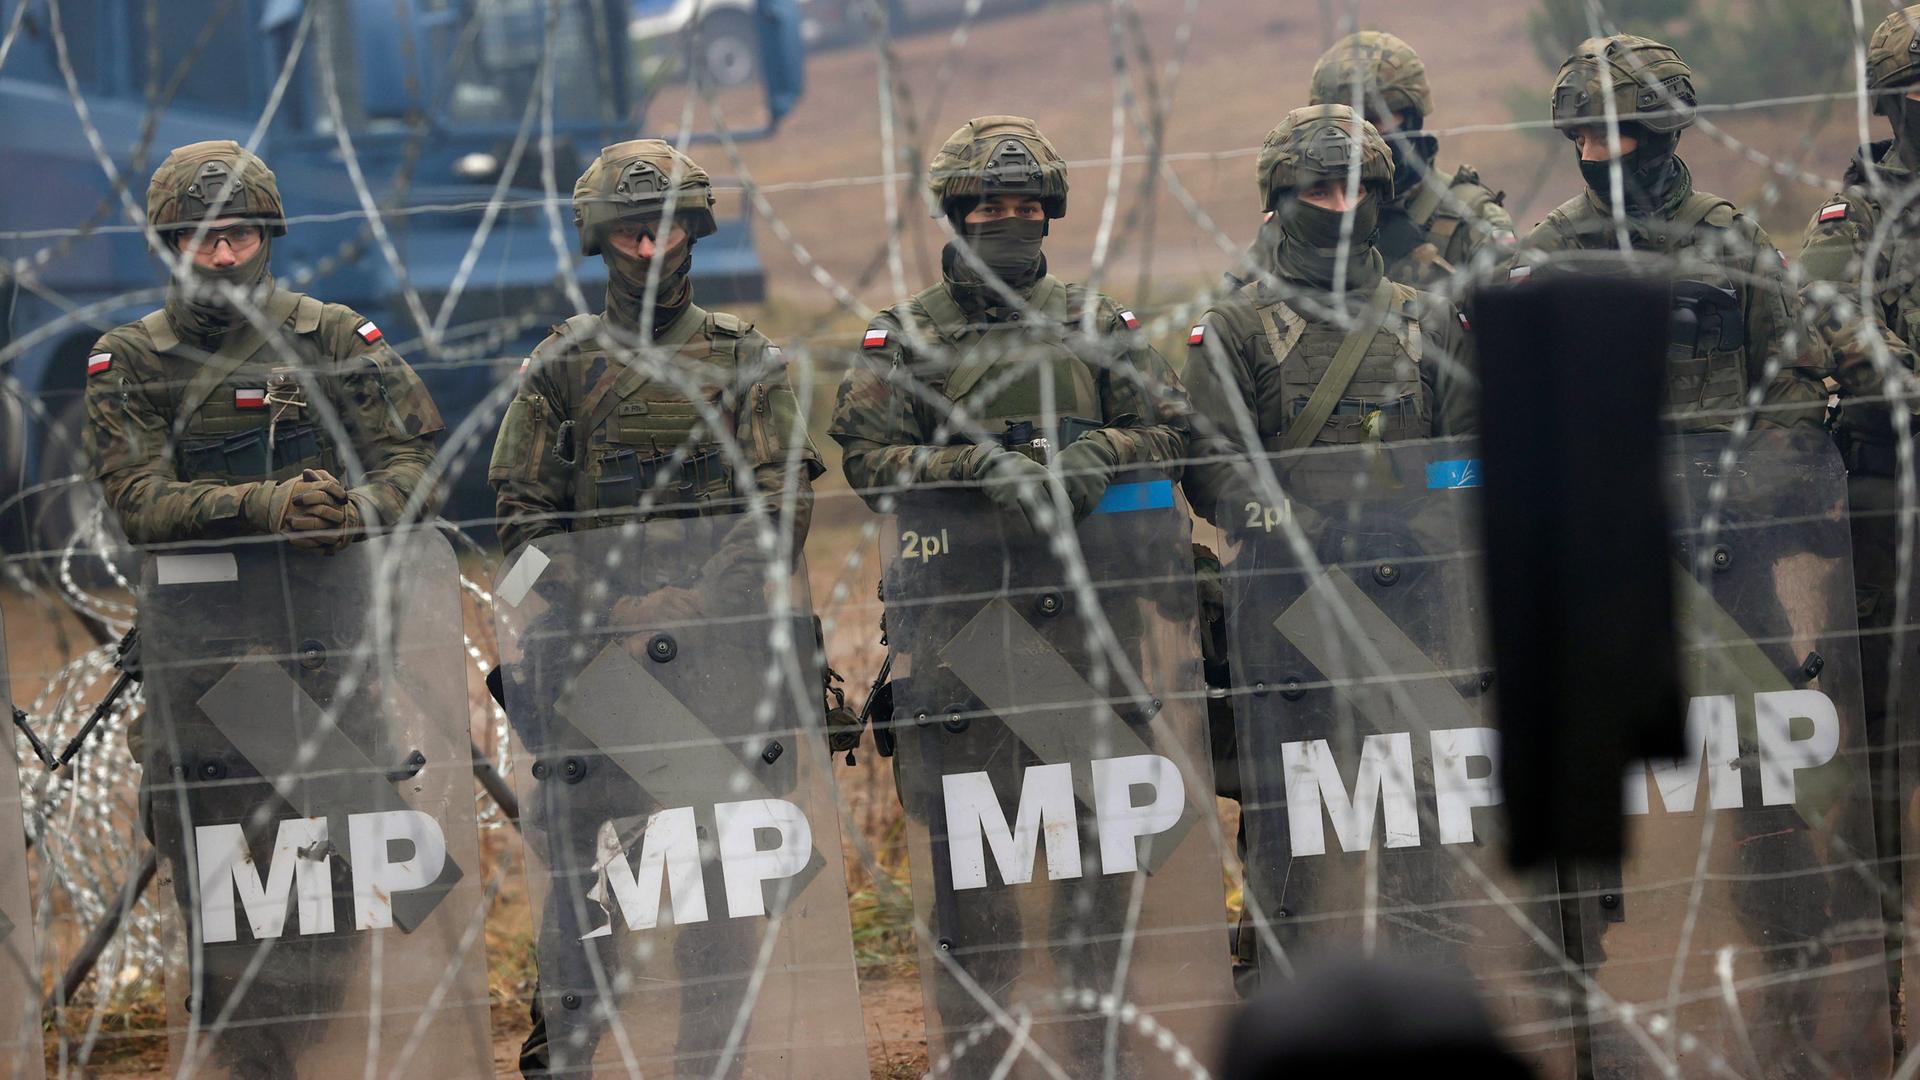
(1218, 958), (1536, 1077)
(1470, 271), (1684, 866)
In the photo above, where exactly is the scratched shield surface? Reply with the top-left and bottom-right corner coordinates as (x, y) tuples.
(1566, 431), (1892, 1077)
(1221, 436), (1575, 1073)
(137, 531), (492, 1078)
(881, 471), (1235, 1079)
(494, 514), (868, 1077)
(0, 607), (46, 1080)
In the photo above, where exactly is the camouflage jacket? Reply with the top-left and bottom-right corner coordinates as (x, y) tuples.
(1798, 139), (1920, 469)
(829, 274), (1191, 507)
(489, 302), (824, 561)
(1515, 174), (1830, 433)
(84, 288), (444, 546)
(1225, 164), (1516, 295)
(1181, 274), (1476, 526)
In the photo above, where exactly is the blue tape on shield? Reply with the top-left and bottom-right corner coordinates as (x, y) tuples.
(1426, 459), (1482, 489)
(1092, 479), (1176, 515)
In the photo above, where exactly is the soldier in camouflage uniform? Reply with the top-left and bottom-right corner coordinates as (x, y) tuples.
(830, 115), (1193, 1051)
(1226, 31), (1515, 295)
(83, 140), (444, 1074)
(1185, 104), (1477, 522)
(831, 115), (1188, 522)
(489, 140), (822, 1075)
(1799, 3), (1920, 995)
(86, 141), (443, 552)
(1509, 34), (1830, 432)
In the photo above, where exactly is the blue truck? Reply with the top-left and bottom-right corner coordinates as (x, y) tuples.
(0, 0), (805, 565)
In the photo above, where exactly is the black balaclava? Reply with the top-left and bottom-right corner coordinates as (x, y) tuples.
(943, 204), (1049, 311)
(1385, 111), (1439, 201)
(1270, 186), (1385, 291)
(604, 231), (694, 334)
(1886, 93), (1920, 171)
(165, 233), (273, 342)
(1577, 123), (1684, 213)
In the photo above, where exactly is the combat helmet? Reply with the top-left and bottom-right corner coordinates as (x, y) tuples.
(926, 116), (1069, 220)
(147, 140), (286, 239)
(1550, 34), (1696, 137)
(572, 140), (718, 257)
(1309, 31), (1434, 122)
(1867, 6), (1920, 113)
(1255, 104), (1396, 212)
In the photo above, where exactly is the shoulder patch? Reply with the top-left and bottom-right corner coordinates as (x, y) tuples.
(1457, 312), (1471, 332)
(1187, 324), (1207, 346)
(355, 320), (383, 344)
(87, 352), (112, 376)
(710, 311), (749, 336)
(1509, 265), (1534, 282)
(862, 327), (889, 349)
(1819, 202), (1848, 223)
(1118, 308), (1140, 330)
(234, 387), (267, 409)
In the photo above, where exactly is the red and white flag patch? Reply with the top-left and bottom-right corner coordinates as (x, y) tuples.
(1187, 324), (1207, 346)
(518, 357), (530, 374)
(862, 328), (889, 349)
(1119, 309), (1140, 330)
(1819, 203), (1848, 223)
(86, 352), (112, 376)
(355, 321), (383, 344)
(234, 388), (267, 409)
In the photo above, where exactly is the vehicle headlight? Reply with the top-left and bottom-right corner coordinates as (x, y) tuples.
(453, 152), (500, 180)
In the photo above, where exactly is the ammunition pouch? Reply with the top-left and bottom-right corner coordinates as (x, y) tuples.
(1668, 280), (1745, 358)
(175, 423), (332, 481)
(592, 446), (733, 511)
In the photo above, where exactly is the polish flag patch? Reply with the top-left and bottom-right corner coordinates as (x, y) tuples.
(518, 357), (530, 374)
(1819, 203), (1849, 223)
(1187, 324), (1207, 345)
(1509, 265), (1534, 281)
(1119, 309), (1140, 330)
(234, 388), (267, 409)
(862, 328), (889, 349)
(355, 321), (383, 344)
(86, 352), (112, 376)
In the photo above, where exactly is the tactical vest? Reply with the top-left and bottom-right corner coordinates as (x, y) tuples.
(1548, 192), (1750, 429)
(141, 289), (342, 483)
(895, 275), (1109, 459)
(1252, 280), (1432, 448)
(1386, 166), (1493, 286)
(546, 305), (753, 526)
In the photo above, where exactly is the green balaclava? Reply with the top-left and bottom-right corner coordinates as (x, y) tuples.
(604, 234), (694, 334)
(944, 209), (1049, 300)
(1271, 193), (1384, 290)
(165, 234), (274, 341)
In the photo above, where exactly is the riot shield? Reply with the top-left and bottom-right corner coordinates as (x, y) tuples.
(137, 530), (492, 1078)
(0, 608), (46, 1080)
(882, 473), (1235, 1078)
(1568, 431), (1892, 1076)
(1221, 438), (1575, 1074)
(494, 515), (868, 1077)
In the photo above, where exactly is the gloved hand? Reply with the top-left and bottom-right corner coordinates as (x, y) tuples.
(1052, 435), (1119, 522)
(262, 469), (353, 552)
(974, 446), (1054, 534)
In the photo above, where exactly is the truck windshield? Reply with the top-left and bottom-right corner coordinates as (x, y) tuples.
(438, 0), (627, 127)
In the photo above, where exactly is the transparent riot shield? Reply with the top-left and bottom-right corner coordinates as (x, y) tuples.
(1569, 431), (1892, 1076)
(1, 608), (46, 1080)
(882, 474), (1235, 1078)
(1221, 438), (1574, 1073)
(494, 514), (868, 1077)
(138, 530), (492, 1078)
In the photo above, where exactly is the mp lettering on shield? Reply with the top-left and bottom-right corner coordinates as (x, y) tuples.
(587, 800), (815, 937)
(941, 754), (1188, 888)
(195, 810), (448, 943)
(1280, 691), (1842, 857)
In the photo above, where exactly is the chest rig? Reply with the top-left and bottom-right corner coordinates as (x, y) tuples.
(1254, 279), (1431, 448)
(901, 276), (1108, 461)
(555, 305), (747, 524)
(143, 289), (341, 483)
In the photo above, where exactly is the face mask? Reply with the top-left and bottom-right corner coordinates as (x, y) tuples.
(1271, 192), (1381, 289)
(1889, 96), (1920, 169)
(1577, 129), (1680, 211)
(604, 236), (693, 331)
(959, 216), (1047, 286)
(1387, 131), (1438, 197)
(166, 237), (272, 338)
